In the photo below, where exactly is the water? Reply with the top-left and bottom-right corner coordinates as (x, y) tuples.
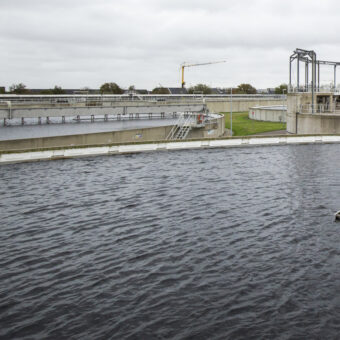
(1, 144), (340, 339)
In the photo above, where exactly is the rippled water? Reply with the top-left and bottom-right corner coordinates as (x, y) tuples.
(1, 144), (340, 339)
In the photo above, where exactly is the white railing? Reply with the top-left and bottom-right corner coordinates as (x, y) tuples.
(166, 113), (199, 140)
(289, 85), (340, 94)
(299, 103), (340, 114)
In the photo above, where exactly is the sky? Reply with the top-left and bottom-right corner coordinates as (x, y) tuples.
(1, 0), (340, 90)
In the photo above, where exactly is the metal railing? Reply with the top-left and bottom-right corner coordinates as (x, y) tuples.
(299, 103), (340, 114)
(1, 112), (180, 127)
(289, 85), (340, 94)
(166, 113), (198, 140)
(0, 93), (286, 106)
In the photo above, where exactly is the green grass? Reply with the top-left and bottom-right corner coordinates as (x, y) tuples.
(223, 112), (286, 136)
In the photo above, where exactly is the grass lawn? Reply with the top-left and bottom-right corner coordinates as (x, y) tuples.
(223, 112), (286, 136)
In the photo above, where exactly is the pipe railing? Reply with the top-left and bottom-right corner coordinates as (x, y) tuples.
(289, 85), (340, 93)
(298, 103), (340, 114)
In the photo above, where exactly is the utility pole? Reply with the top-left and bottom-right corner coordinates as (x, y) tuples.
(230, 87), (233, 136)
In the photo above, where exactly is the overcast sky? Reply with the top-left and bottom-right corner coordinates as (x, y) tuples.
(1, 0), (340, 90)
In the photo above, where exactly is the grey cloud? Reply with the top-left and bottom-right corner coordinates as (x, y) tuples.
(1, 0), (340, 89)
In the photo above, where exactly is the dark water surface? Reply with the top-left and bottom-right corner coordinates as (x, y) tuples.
(1, 144), (340, 339)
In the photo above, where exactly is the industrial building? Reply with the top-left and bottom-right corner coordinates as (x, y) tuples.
(287, 48), (340, 134)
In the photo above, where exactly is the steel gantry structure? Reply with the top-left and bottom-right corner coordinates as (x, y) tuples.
(289, 48), (340, 113)
(289, 48), (340, 93)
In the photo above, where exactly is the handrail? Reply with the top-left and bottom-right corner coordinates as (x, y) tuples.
(166, 113), (196, 140)
(298, 103), (340, 114)
(289, 85), (340, 94)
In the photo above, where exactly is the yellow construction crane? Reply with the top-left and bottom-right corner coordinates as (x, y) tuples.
(181, 60), (226, 88)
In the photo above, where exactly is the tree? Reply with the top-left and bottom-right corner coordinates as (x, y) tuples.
(100, 82), (123, 94)
(128, 85), (136, 91)
(0, 87), (5, 94)
(151, 87), (170, 94)
(236, 83), (257, 94)
(223, 88), (238, 94)
(187, 84), (212, 94)
(52, 86), (65, 94)
(274, 84), (288, 94)
(9, 83), (28, 94)
(40, 89), (53, 94)
(39, 86), (65, 94)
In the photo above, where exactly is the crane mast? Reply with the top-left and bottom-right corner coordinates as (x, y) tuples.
(181, 60), (226, 88)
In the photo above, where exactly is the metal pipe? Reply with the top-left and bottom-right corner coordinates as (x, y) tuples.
(297, 55), (300, 90)
(305, 60), (308, 91)
(312, 53), (315, 114)
(318, 62), (320, 91)
(289, 57), (292, 91)
(334, 65), (337, 91)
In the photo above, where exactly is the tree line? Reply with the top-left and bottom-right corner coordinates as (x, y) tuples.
(3, 82), (288, 95)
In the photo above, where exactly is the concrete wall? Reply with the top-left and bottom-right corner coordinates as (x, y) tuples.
(286, 111), (298, 134)
(287, 92), (340, 134)
(248, 106), (286, 122)
(206, 98), (283, 113)
(0, 126), (171, 151)
(294, 113), (340, 134)
(0, 102), (205, 119)
(0, 98), (284, 119)
(2, 135), (340, 165)
(0, 114), (225, 152)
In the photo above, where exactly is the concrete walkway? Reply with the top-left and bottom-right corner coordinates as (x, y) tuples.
(249, 130), (288, 136)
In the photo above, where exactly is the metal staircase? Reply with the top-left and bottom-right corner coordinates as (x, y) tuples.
(166, 114), (193, 140)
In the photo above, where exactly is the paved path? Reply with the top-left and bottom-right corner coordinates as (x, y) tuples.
(249, 130), (288, 136)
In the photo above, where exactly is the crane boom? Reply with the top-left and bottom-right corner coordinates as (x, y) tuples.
(181, 60), (226, 88)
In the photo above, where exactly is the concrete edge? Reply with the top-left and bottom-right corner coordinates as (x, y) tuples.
(249, 105), (286, 110)
(1, 135), (340, 164)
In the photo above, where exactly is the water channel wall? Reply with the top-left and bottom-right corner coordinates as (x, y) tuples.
(206, 98), (283, 113)
(287, 92), (340, 134)
(0, 102), (205, 119)
(1, 135), (339, 164)
(0, 98), (283, 119)
(0, 116), (225, 152)
(248, 106), (286, 122)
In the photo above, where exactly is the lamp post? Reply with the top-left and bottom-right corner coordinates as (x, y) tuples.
(230, 87), (233, 136)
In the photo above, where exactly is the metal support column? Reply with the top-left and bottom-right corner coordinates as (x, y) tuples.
(305, 60), (309, 91)
(334, 65), (337, 91)
(289, 57), (292, 91)
(297, 55), (300, 90)
(312, 53), (316, 113)
(318, 62), (320, 91)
